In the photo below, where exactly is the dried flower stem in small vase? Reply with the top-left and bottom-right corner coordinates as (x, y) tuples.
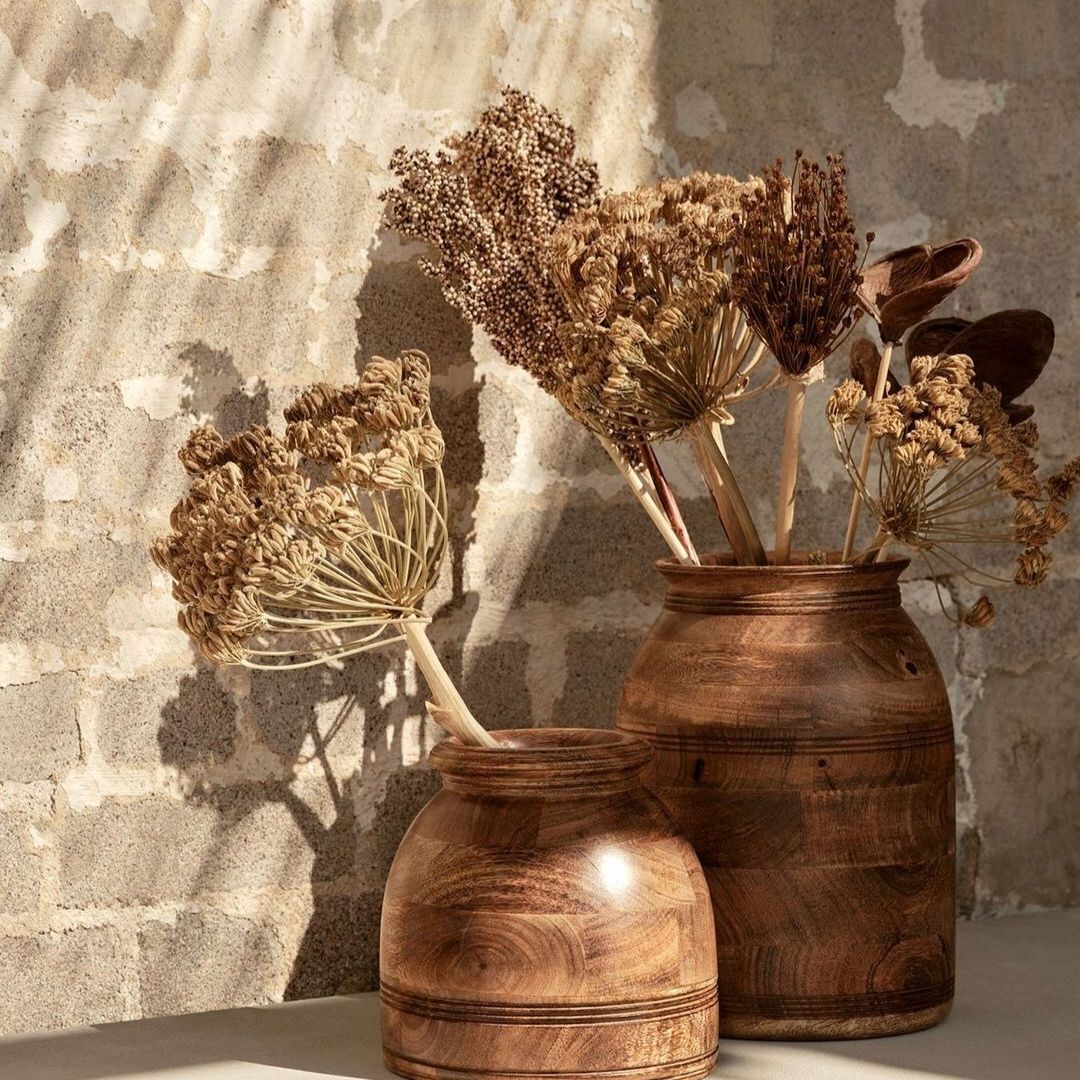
(151, 350), (497, 748)
(774, 380), (807, 563)
(690, 419), (766, 565)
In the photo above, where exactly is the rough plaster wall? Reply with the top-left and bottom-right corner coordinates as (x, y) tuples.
(0, 0), (1077, 1037)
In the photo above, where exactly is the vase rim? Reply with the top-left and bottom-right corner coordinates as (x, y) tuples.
(656, 551), (911, 575)
(429, 727), (653, 795)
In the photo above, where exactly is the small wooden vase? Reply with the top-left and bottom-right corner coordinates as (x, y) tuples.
(380, 728), (719, 1080)
(617, 555), (955, 1040)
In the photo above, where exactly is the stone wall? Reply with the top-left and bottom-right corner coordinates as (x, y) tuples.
(1, 0), (1078, 1037)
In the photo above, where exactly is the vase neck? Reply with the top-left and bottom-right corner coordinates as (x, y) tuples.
(658, 555), (908, 616)
(428, 729), (653, 798)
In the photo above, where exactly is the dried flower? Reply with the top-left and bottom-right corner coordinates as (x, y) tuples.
(550, 172), (770, 564)
(382, 87), (599, 400)
(963, 595), (996, 628)
(152, 351), (495, 746)
(826, 378), (867, 425)
(153, 352), (447, 668)
(731, 151), (868, 379)
(382, 90), (705, 567)
(830, 351), (1080, 623)
(857, 239), (982, 345)
(906, 309), (1055, 423)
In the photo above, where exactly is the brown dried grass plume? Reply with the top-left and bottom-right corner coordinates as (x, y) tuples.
(381, 87), (599, 398)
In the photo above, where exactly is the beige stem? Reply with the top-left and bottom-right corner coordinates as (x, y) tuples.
(600, 437), (696, 565)
(401, 620), (497, 748)
(691, 422), (767, 566)
(842, 342), (895, 561)
(774, 380), (806, 566)
(873, 534), (893, 562)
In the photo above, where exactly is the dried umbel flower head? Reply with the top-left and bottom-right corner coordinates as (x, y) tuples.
(828, 352), (1080, 622)
(550, 173), (769, 440)
(285, 350), (444, 488)
(381, 87), (599, 399)
(152, 352), (448, 668)
(963, 595), (996, 628)
(732, 151), (869, 379)
(858, 238), (982, 345)
(906, 309), (1055, 423)
(550, 172), (771, 565)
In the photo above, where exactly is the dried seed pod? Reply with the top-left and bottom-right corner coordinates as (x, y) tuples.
(858, 239), (982, 345)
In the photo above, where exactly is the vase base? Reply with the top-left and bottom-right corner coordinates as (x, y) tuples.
(718, 998), (952, 1041)
(383, 1048), (718, 1080)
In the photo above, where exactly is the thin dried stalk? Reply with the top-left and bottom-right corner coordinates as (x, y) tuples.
(640, 442), (699, 564)
(403, 621), (497, 747)
(691, 421), (767, 565)
(600, 437), (695, 564)
(774, 381), (807, 564)
(842, 342), (894, 559)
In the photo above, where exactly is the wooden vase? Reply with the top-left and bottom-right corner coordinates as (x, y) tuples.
(617, 555), (955, 1040)
(380, 728), (719, 1080)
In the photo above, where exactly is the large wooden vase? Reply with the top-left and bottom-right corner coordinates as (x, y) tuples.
(616, 555), (955, 1040)
(380, 728), (719, 1080)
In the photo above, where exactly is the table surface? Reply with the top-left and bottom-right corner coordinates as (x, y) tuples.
(2, 908), (1077, 1080)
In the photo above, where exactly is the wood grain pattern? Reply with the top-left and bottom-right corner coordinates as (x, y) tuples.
(617, 555), (956, 1040)
(380, 728), (719, 1079)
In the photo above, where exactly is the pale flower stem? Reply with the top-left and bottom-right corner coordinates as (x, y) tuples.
(842, 342), (894, 560)
(774, 380), (806, 566)
(401, 619), (497, 748)
(691, 421), (767, 566)
(851, 528), (890, 564)
(600, 437), (695, 564)
(710, 420), (730, 460)
(873, 535), (893, 562)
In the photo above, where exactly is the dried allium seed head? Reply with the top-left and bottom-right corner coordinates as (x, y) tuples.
(731, 152), (868, 378)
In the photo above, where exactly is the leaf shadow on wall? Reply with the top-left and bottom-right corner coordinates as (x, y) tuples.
(156, 257), (482, 1002)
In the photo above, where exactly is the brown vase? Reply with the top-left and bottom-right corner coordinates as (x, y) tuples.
(380, 728), (719, 1080)
(616, 555), (955, 1040)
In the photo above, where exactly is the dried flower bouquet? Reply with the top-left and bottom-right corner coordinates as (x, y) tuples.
(152, 350), (497, 747)
(383, 87), (1078, 625)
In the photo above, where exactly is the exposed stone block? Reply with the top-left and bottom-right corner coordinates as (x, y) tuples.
(0, 928), (126, 1035)
(58, 782), (354, 907)
(0, 674), (80, 782)
(138, 911), (286, 1018)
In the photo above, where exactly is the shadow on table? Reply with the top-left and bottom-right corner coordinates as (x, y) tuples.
(0, 996), (393, 1080)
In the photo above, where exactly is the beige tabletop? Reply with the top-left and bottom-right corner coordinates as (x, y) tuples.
(1, 908), (1077, 1080)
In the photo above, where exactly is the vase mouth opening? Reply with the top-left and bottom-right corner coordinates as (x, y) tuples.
(429, 727), (653, 795)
